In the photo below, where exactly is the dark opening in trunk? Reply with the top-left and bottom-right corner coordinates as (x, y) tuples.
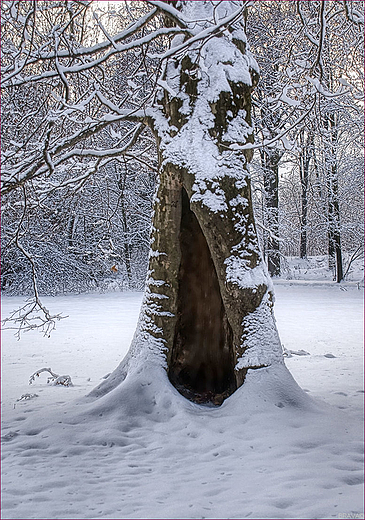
(168, 188), (237, 405)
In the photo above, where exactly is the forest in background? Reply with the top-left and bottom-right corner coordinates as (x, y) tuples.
(1, 0), (363, 297)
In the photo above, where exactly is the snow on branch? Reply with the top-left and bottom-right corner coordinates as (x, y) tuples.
(1, 112), (149, 195)
(3, 27), (184, 88)
(146, 1), (191, 29)
(1, 6), (160, 83)
(230, 100), (316, 152)
(306, 77), (356, 100)
(151, 4), (248, 60)
(296, 1), (320, 47)
(343, 0), (364, 25)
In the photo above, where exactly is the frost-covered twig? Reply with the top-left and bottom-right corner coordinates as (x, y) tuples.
(230, 100), (317, 152)
(343, 0), (364, 26)
(343, 246), (364, 280)
(29, 368), (73, 387)
(255, 219), (285, 243)
(17, 393), (39, 401)
(2, 299), (68, 340)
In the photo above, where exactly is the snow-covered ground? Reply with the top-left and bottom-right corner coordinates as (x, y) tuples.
(1, 281), (364, 520)
(281, 255), (363, 283)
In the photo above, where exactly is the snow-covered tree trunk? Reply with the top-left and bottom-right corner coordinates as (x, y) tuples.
(91, 2), (286, 407)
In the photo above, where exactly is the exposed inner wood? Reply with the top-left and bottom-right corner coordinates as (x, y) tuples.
(168, 188), (237, 405)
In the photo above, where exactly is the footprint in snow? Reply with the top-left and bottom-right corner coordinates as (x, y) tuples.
(2, 431), (19, 442)
(288, 349), (310, 356)
(283, 347), (310, 357)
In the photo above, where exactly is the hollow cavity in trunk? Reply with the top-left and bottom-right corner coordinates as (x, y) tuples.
(168, 188), (237, 405)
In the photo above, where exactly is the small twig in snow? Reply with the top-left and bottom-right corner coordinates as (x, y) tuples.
(29, 368), (73, 387)
(17, 393), (39, 401)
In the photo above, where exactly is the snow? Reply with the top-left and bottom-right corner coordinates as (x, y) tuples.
(235, 291), (283, 369)
(224, 261), (272, 290)
(281, 255), (364, 283)
(1, 281), (363, 520)
(222, 109), (253, 143)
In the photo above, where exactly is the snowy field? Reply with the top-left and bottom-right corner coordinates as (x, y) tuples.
(1, 282), (364, 520)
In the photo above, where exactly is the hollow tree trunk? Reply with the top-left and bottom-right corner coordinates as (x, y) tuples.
(90, 2), (287, 407)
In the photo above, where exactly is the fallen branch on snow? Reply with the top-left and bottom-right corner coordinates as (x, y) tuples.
(29, 368), (73, 387)
(17, 393), (39, 401)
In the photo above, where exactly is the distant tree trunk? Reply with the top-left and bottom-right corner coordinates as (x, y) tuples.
(299, 130), (313, 259)
(118, 167), (133, 287)
(91, 2), (291, 408)
(324, 112), (343, 282)
(261, 148), (281, 276)
(328, 166), (343, 282)
(67, 213), (77, 248)
(120, 205), (133, 286)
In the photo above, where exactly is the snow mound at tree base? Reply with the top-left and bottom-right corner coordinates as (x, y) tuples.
(61, 358), (317, 430)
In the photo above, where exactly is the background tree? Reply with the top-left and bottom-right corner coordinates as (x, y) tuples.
(247, 0), (363, 280)
(296, 0), (364, 281)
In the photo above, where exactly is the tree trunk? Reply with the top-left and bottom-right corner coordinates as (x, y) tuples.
(89, 2), (299, 409)
(299, 131), (313, 259)
(261, 148), (281, 276)
(118, 168), (133, 288)
(325, 113), (343, 282)
(67, 213), (77, 248)
(329, 167), (344, 282)
(120, 205), (133, 287)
